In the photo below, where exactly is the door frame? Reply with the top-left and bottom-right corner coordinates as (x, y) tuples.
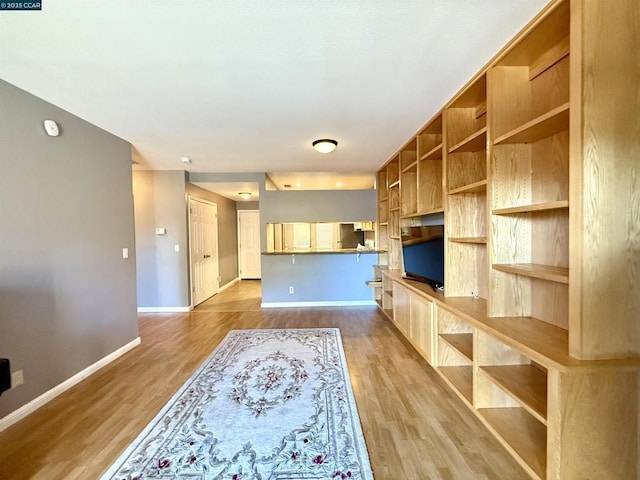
(237, 209), (261, 279)
(188, 195), (220, 307)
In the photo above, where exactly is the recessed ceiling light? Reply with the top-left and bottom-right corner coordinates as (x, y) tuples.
(336, 182), (343, 187)
(312, 139), (338, 154)
(294, 182), (303, 188)
(238, 192), (252, 200)
(180, 157), (192, 164)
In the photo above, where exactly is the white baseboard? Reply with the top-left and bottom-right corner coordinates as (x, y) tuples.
(261, 300), (377, 308)
(0, 337), (141, 433)
(137, 306), (191, 313)
(219, 277), (240, 293)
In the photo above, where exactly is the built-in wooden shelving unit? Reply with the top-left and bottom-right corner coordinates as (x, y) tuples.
(374, 1), (640, 478)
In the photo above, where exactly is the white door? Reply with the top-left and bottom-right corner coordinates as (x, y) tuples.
(238, 210), (261, 279)
(189, 198), (219, 306)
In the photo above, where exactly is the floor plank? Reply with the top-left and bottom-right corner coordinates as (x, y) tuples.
(0, 280), (529, 479)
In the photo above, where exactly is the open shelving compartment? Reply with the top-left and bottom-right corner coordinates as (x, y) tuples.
(475, 329), (548, 480)
(436, 307), (474, 405)
(416, 113), (444, 216)
(487, 1), (570, 329)
(381, 273), (394, 320)
(400, 138), (418, 217)
(444, 73), (488, 299)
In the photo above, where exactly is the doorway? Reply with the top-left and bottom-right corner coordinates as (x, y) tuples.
(189, 197), (219, 307)
(238, 210), (261, 279)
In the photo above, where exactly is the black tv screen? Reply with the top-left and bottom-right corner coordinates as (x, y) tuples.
(401, 225), (444, 289)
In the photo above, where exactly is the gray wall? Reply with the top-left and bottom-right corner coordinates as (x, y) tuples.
(0, 80), (138, 418)
(186, 183), (239, 286)
(132, 171), (189, 308)
(132, 173), (241, 308)
(237, 201), (259, 211)
(260, 189), (377, 224)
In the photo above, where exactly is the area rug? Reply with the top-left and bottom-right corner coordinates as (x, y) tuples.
(101, 328), (374, 480)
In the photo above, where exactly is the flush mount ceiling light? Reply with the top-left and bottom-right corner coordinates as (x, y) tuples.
(238, 192), (252, 200)
(180, 157), (192, 164)
(312, 139), (338, 154)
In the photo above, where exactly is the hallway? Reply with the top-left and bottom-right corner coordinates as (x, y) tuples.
(195, 279), (262, 312)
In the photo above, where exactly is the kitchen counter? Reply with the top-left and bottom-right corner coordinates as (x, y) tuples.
(262, 248), (385, 255)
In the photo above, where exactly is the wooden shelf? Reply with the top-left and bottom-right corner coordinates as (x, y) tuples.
(448, 237), (487, 244)
(420, 142), (443, 161)
(389, 235), (400, 240)
(492, 263), (569, 284)
(480, 365), (547, 424)
(494, 103), (569, 145)
(388, 180), (400, 188)
(448, 126), (487, 153)
(389, 206), (400, 212)
(415, 207), (445, 217)
(448, 179), (487, 195)
(475, 100), (487, 118)
(401, 160), (418, 173)
(529, 35), (570, 81)
(378, 222), (388, 226)
(493, 200), (569, 215)
(440, 333), (473, 361)
(479, 408), (546, 480)
(438, 366), (473, 404)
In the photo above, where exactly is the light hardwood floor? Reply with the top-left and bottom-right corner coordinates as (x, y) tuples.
(0, 281), (528, 479)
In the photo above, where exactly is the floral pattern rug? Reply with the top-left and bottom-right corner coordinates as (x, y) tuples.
(101, 328), (374, 480)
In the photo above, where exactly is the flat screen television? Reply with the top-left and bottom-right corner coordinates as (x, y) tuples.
(401, 225), (444, 290)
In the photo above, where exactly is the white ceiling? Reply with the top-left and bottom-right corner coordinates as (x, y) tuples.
(267, 172), (375, 191)
(0, 0), (548, 187)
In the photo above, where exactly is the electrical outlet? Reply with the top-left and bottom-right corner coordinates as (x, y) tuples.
(289, 286), (294, 294)
(11, 370), (24, 388)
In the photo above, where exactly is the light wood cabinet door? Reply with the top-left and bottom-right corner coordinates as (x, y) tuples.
(409, 293), (434, 364)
